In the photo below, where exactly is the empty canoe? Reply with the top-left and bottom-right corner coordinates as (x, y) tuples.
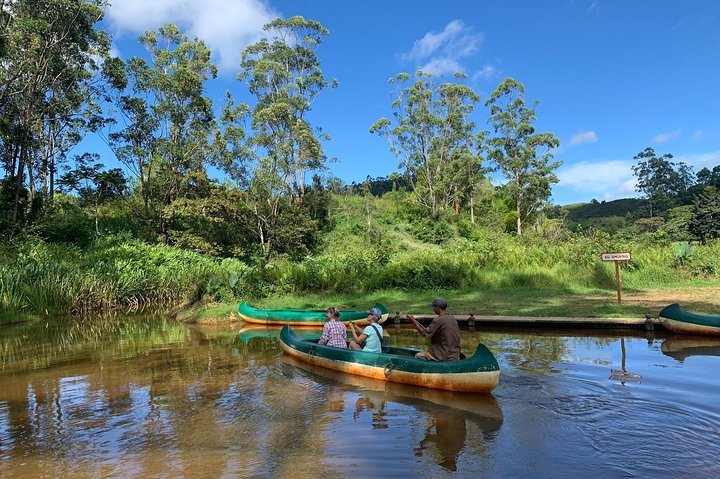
(237, 301), (389, 326)
(659, 303), (720, 336)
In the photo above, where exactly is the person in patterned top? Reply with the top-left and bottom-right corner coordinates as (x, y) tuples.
(318, 307), (348, 348)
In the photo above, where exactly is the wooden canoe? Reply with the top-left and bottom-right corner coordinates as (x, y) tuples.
(237, 301), (389, 326)
(279, 325), (500, 393)
(659, 303), (720, 336)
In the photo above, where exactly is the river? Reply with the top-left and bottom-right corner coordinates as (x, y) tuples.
(1, 317), (718, 478)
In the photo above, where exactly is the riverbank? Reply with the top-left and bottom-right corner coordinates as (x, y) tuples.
(176, 283), (720, 324)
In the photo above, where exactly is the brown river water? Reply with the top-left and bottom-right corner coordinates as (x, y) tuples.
(1, 317), (719, 478)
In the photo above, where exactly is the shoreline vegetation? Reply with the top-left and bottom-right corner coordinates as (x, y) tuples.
(2, 226), (718, 325)
(175, 284), (720, 325)
(2, 13), (719, 328)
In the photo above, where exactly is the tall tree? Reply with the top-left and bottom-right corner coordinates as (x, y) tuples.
(696, 165), (720, 189)
(0, 0), (119, 228)
(631, 147), (694, 217)
(239, 16), (335, 203)
(485, 78), (560, 235)
(235, 16), (335, 257)
(108, 24), (217, 243)
(371, 71), (484, 218)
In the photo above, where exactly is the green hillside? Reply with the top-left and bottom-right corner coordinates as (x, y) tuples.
(565, 198), (646, 221)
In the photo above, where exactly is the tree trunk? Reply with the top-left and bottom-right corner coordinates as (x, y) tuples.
(516, 199), (522, 236)
(49, 154), (54, 200)
(515, 170), (522, 235)
(454, 185), (461, 215)
(470, 193), (475, 224)
(11, 146), (26, 223)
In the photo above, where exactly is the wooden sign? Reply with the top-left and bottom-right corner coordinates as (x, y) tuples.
(601, 252), (631, 303)
(601, 252), (632, 261)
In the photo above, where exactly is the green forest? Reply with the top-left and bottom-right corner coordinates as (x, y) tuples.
(1, 3), (719, 323)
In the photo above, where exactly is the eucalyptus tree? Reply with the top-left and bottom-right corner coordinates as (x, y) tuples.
(0, 0), (118, 228)
(371, 71), (484, 219)
(631, 147), (695, 217)
(484, 78), (560, 235)
(696, 165), (720, 189)
(239, 16), (335, 202)
(110, 24), (217, 242)
(235, 16), (335, 256)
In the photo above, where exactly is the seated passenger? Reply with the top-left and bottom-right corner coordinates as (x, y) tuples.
(348, 307), (384, 353)
(318, 306), (348, 348)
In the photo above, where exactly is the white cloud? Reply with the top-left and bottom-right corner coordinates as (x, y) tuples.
(618, 177), (637, 195)
(405, 20), (481, 60)
(652, 129), (682, 143)
(104, 0), (278, 72)
(569, 130), (598, 146)
(403, 20), (491, 78)
(419, 58), (464, 76)
(472, 65), (498, 81)
(692, 129), (703, 141)
(557, 159), (636, 200)
(673, 150), (720, 170)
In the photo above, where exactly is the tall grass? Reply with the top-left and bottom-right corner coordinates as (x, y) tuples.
(2, 226), (719, 323)
(269, 234), (720, 295)
(0, 236), (247, 321)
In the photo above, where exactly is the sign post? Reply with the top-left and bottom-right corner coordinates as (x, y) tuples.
(601, 252), (632, 304)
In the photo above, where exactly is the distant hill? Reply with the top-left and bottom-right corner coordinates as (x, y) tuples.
(564, 198), (646, 221)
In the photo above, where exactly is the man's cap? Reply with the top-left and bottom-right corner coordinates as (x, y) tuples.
(430, 298), (448, 309)
(367, 307), (382, 320)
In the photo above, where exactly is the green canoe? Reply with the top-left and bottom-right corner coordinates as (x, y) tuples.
(237, 301), (389, 326)
(659, 303), (720, 336)
(279, 325), (500, 393)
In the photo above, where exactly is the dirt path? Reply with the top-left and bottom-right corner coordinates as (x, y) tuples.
(594, 286), (720, 312)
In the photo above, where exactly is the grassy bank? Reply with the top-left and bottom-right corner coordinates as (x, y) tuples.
(179, 282), (720, 324)
(3, 227), (719, 324)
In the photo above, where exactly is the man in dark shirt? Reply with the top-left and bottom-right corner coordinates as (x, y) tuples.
(408, 298), (461, 361)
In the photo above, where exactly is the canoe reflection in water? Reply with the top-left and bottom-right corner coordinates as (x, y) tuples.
(661, 336), (720, 362)
(282, 356), (502, 471)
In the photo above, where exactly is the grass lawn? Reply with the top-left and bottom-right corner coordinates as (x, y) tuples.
(181, 281), (720, 323)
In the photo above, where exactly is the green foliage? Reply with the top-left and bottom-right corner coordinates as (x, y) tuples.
(485, 78), (560, 235)
(631, 147), (695, 217)
(371, 71), (485, 218)
(673, 242), (696, 268)
(233, 16), (335, 256)
(164, 186), (252, 257)
(29, 194), (94, 245)
(0, 236), (246, 319)
(689, 186), (720, 243)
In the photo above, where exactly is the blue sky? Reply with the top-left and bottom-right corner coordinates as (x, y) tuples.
(97, 0), (720, 205)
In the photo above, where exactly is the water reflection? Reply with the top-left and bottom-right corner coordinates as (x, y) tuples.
(2, 318), (720, 477)
(353, 395), (388, 429)
(283, 356), (502, 472)
(661, 336), (720, 362)
(414, 408), (466, 471)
